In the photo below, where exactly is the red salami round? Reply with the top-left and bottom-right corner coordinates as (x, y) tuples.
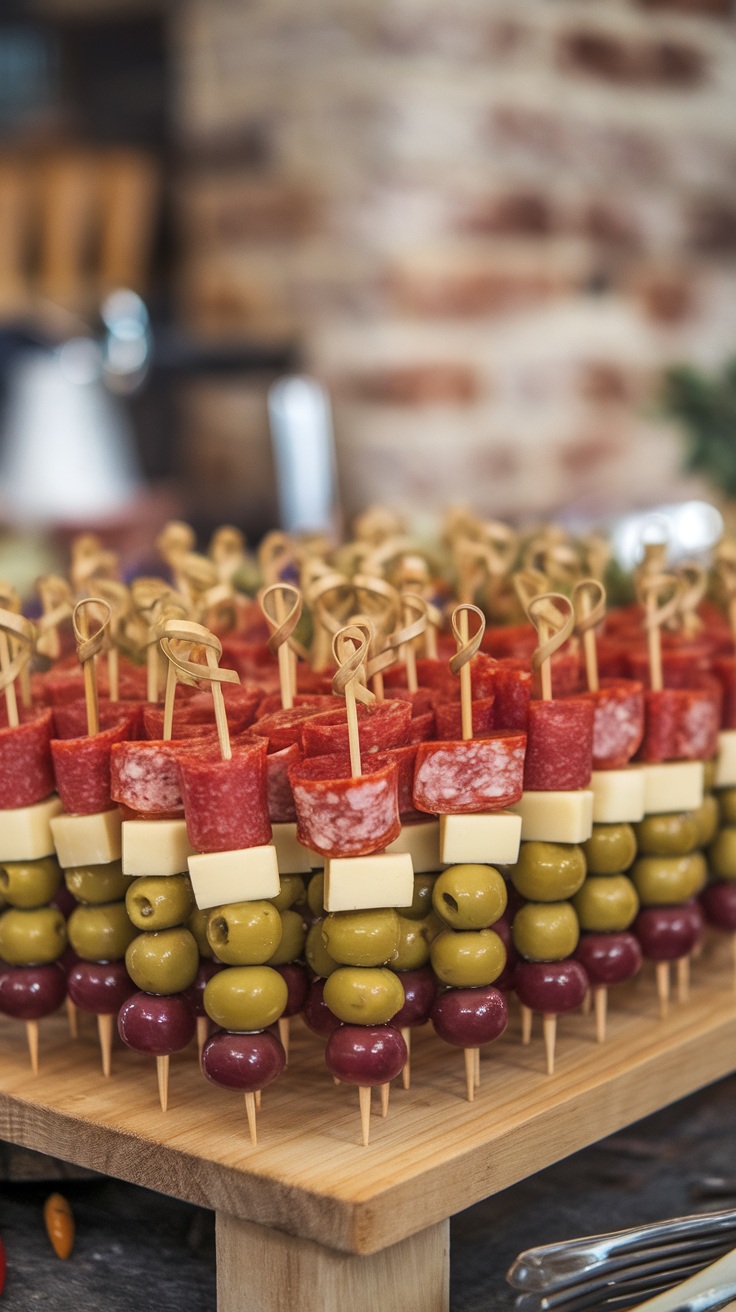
(523, 698), (594, 791)
(186, 685), (261, 727)
(413, 731), (526, 815)
(637, 684), (720, 763)
(489, 660), (532, 732)
(373, 744), (419, 817)
(143, 704), (251, 740)
(51, 718), (132, 815)
(301, 700), (412, 758)
(255, 693), (335, 720)
(176, 737), (270, 853)
(266, 741), (302, 823)
(584, 677), (644, 770)
(0, 708), (55, 809)
(288, 752), (400, 858)
(408, 710), (436, 742)
(111, 740), (184, 817)
(255, 705), (328, 753)
(713, 656), (736, 729)
(53, 700), (140, 741)
(435, 699), (494, 741)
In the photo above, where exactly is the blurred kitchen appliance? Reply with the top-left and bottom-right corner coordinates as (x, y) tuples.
(268, 375), (339, 536)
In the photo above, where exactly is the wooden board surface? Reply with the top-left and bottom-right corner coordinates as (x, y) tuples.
(1, 940), (736, 1256)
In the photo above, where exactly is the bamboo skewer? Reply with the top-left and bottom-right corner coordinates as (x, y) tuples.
(157, 1055), (169, 1113)
(196, 1016), (209, 1060)
(278, 1016), (290, 1067)
(97, 1013), (114, 1078)
(260, 583), (302, 712)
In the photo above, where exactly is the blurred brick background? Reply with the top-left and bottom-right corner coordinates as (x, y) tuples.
(173, 0), (736, 526)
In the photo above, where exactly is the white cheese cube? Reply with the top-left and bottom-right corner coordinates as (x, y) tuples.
(642, 761), (704, 814)
(324, 853), (414, 912)
(122, 819), (195, 877)
(0, 795), (63, 862)
(590, 769), (645, 824)
(51, 808), (122, 868)
(439, 812), (521, 865)
(508, 791), (594, 844)
(716, 731), (736, 788)
(386, 819), (441, 872)
(188, 845), (280, 910)
(270, 822), (315, 874)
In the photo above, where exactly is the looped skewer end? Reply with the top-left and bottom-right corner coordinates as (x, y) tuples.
(332, 623), (375, 706)
(449, 604), (485, 677)
(528, 593), (575, 669)
(572, 579), (607, 636)
(638, 573), (682, 631)
(674, 561), (706, 636)
(0, 607), (36, 694)
(159, 619), (240, 761)
(72, 598), (112, 665)
(259, 583), (303, 657)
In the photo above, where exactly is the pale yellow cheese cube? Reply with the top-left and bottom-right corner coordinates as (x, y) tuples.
(188, 845), (280, 910)
(439, 812), (521, 865)
(122, 819), (195, 877)
(324, 853), (414, 912)
(0, 795), (63, 862)
(642, 761), (704, 814)
(716, 731), (736, 788)
(270, 822), (315, 875)
(51, 808), (122, 868)
(508, 791), (594, 843)
(386, 819), (441, 872)
(590, 769), (645, 824)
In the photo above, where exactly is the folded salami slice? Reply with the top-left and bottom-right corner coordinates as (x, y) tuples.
(143, 704), (252, 741)
(266, 741), (302, 823)
(111, 740), (184, 817)
(384, 658), (456, 699)
(43, 656), (148, 706)
(0, 708), (55, 809)
(435, 698), (494, 741)
(523, 699), (594, 791)
(255, 693), (335, 720)
(51, 718), (133, 815)
(301, 700), (412, 758)
(372, 744), (419, 818)
(408, 710), (436, 743)
(413, 732), (526, 815)
(487, 659), (532, 731)
(255, 705), (328, 753)
(288, 752), (400, 858)
(186, 684), (262, 727)
(176, 737), (271, 853)
(54, 700), (142, 741)
(584, 677), (644, 770)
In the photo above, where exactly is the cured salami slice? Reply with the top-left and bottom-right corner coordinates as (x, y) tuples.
(266, 741), (302, 823)
(435, 698), (494, 741)
(43, 657), (148, 706)
(288, 752), (400, 858)
(372, 744), (419, 817)
(713, 656), (736, 729)
(636, 682), (721, 763)
(142, 704), (252, 741)
(523, 698), (594, 791)
(176, 737), (271, 853)
(255, 705), (327, 753)
(301, 700), (412, 758)
(413, 731), (526, 815)
(53, 700), (141, 741)
(186, 685), (261, 727)
(51, 718), (133, 815)
(407, 710), (436, 743)
(0, 708), (55, 809)
(255, 693), (334, 720)
(583, 677), (644, 770)
(111, 740), (184, 817)
(384, 658), (456, 700)
(489, 660), (532, 732)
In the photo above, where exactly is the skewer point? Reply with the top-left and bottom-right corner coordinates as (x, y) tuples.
(66, 997), (78, 1039)
(521, 1003), (532, 1045)
(594, 987), (607, 1045)
(278, 1016), (290, 1067)
(464, 1048), (476, 1102)
(97, 1012), (113, 1077)
(401, 1026), (411, 1090)
(245, 1091), (258, 1145)
(543, 1014), (556, 1076)
(656, 960), (670, 1020)
(156, 1054), (169, 1112)
(26, 1019), (39, 1075)
(196, 1015), (209, 1061)
(359, 1085), (371, 1146)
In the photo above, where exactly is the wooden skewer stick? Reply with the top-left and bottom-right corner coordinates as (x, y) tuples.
(450, 604), (486, 742)
(677, 955), (690, 1003)
(656, 961), (670, 1020)
(159, 620), (241, 763)
(475, 1047), (480, 1089)
(359, 1086), (371, 1147)
(527, 593), (575, 703)
(582, 988), (592, 1016)
(521, 1004), (532, 1044)
(245, 1091), (258, 1145)
(196, 1016), (209, 1060)
(260, 583), (303, 712)
(255, 1089), (261, 1111)
(639, 574), (681, 693)
(573, 579), (607, 694)
(278, 1016), (290, 1067)
(66, 997), (78, 1039)
(157, 1055), (169, 1112)
(0, 630), (18, 727)
(97, 1013), (114, 1077)
(0, 594), (34, 727)
(464, 1048), (476, 1102)
(72, 599), (112, 738)
(332, 622), (375, 779)
(594, 987), (607, 1044)
(401, 1027), (411, 1089)
(543, 1014), (557, 1076)
(27, 1019), (39, 1075)
(381, 1083), (390, 1118)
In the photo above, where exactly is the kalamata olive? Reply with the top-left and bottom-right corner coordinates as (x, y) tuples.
(633, 906), (701, 961)
(302, 978), (341, 1038)
(273, 961), (309, 1017)
(51, 887), (77, 919)
(67, 960), (136, 1015)
(515, 959), (589, 1014)
(681, 896), (704, 940)
(573, 932), (642, 986)
(117, 991), (195, 1055)
(201, 1029), (285, 1091)
(324, 1024), (407, 1086)
(58, 946), (81, 975)
(432, 865), (507, 930)
(489, 914), (519, 990)
(0, 963), (66, 1019)
(181, 960), (224, 1018)
(431, 985), (507, 1048)
(701, 882), (736, 931)
(390, 966), (437, 1028)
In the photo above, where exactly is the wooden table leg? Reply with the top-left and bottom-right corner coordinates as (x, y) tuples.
(215, 1213), (450, 1312)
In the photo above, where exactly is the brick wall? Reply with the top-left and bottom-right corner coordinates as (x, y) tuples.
(173, 0), (736, 527)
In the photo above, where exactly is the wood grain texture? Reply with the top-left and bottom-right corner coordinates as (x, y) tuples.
(216, 1213), (449, 1312)
(1, 940), (736, 1255)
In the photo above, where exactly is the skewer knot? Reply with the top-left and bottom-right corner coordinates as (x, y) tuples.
(449, 603), (486, 675)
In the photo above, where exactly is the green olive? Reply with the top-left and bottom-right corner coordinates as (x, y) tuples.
(305, 920), (339, 977)
(572, 875), (639, 932)
(510, 842), (586, 902)
(719, 789), (736, 826)
(266, 909), (307, 965)
(388, 914), (437, 971)
(703, 758), (717, 793)
(0, 905), (67, 965)
(187, 907), (214, 958)
(321, 908), (400, 967)
(631, 854), (707, 905)
(634, 812), (698, 856)
(206, 901), (282, 966)
(307, 873), (324, 917)
(64, 860), (135, 906)
(709, 827), (736, 881)
(125, 926), (199, 994)
(68, 901), (137, 962)
(268, 874), (306, 913)
(125, 874), (195, 932)
(432, 865), (507, 930)
(692, 795), (719, 848)
(582, 825), (637, 875)
(0, 857), (62, 909)
(323, 966), (404, 1025)
(402, 873), (439, 921)
(204, 965), (288, 1031)
(512, 902), (579, 962)
(430, 928), (506, 987)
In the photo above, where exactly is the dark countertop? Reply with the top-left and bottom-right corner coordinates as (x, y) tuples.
(1, 1075), (736, 1311)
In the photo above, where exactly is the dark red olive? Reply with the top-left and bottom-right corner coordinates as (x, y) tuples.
(701, 882), (736, 932)
(431, 985), (507, 1048)
(391, 966), (437, 1028)
(302, 978), (341, 1038)
(489, 914), (519, 990)
(634, 906), (700, 962)
(118, 991), (195, 1056)
(0, 963), (66, 1020)
(273, 962), (309, 1017)
(181, 960), (224, 1018)
(201, 1029), (285, 1091)
(57, 946), (81, 975)
(325, 1024), (407, 1087)
(51, 887), (77, 919)
(515, 959), (588, 1013)
(67, 960), (136, 1015)
(574, 932), (642, 987)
